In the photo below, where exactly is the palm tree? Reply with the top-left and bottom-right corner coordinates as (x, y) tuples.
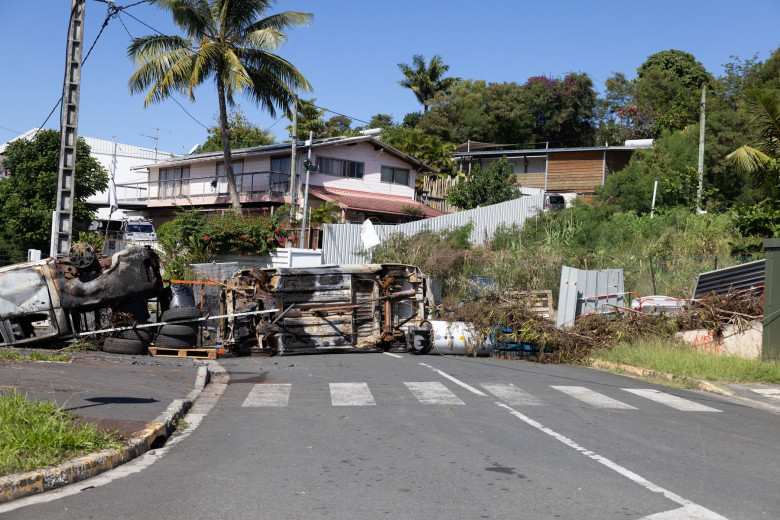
(727, 89), (780, 204)
(397, 54), (459, 113)
(128, 0), (313, 210)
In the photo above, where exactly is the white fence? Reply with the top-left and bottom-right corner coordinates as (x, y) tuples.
(322, 188), (545, 265)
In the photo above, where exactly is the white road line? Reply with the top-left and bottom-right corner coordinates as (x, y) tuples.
(496, 402), (729, 520)
(242, 384), (291, 407)
(405, 382), (465, 405)
(551, 385), (637, 409)
(383, 352), (403, 358)
(481, 383), (545, 406)
(418, 363), (487, 396)
(330, 382), (376, 406)
(623, 388), (722, 412)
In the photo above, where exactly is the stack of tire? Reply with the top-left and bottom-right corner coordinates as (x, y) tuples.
(155, 307), (201, 348)
(154, 285), (201, 349)
(103, 298), (153, 356)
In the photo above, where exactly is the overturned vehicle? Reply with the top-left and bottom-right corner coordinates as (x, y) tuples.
(0, 246), (162, 347)
(220, 264), (436, 355)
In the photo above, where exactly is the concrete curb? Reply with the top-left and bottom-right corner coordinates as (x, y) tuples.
(589, 359), (780, 412)
(0, 365), (211, 504)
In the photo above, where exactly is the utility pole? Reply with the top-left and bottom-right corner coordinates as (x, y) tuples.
(696, 84), (707, 213)
(299, 131), (314, 248)
(289, 94), (298, 215)
(51, 0), (86, 258)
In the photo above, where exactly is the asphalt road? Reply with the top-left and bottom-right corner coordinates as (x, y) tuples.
(3, 353), (778, 519)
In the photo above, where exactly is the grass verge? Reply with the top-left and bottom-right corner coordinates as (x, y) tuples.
(0, 349), (70, 363)
(0, 391), (122, 477)
(594, 337), (780, 384)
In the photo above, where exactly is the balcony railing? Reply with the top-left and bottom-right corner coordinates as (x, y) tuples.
(116, 171), (291, 203)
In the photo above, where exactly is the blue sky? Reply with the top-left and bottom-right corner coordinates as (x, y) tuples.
(1, 0), (778, 155)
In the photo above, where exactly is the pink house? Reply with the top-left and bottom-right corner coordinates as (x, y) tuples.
(138, 134), (442, 224)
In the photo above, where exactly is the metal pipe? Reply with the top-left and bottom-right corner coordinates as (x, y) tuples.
(76, 308), (279, 338)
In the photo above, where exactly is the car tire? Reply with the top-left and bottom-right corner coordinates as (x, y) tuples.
(103, 337), (147, 355)
(161, 307), (201, 322)
(155, 334), (197, 348)
(158, 324), (199, 337)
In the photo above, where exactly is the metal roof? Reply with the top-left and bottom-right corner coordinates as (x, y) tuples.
(453, 146), (643, 158)
(134, 135), (435, 172)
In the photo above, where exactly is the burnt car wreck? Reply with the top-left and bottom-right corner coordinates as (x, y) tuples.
(0, 245), (162, 347)
(220, 264), (436, 355)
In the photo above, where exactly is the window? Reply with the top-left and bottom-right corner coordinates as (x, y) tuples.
(158, 166), (189, 198)
(216, 161), (243, 193)
(270, 156), (290, 173)
(318, 156), (364, 179)
(381, 166), (409, 185)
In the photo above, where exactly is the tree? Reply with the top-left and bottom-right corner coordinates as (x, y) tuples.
(397, 54), (459, 113)
(323, 115), (354, 137)
(128, 0), (313, 210)
(727, 89), (780, 205)
(0, 130), (107, 253)
(285, 97), (325, 140)
(634, 50), (713, 136)
(200, 105), (274, 152)
(521, 73), (597, 146)
(380, 126), (457, 174)
(445, 157), (520, 210)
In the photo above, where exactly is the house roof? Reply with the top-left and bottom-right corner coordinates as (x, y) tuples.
(135, 134), (436, 173)
(307, 185), (444, 218)
(453, 141), (653, 158)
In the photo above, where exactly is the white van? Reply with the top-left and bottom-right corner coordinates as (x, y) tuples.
(121, 217), (157, 242)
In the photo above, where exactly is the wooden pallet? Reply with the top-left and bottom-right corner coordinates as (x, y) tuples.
(148, 347), (217, 359)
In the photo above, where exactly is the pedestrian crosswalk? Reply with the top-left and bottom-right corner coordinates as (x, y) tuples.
(239, 380), (722, 412)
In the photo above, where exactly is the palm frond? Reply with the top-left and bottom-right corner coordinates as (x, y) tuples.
(245, 11), (313, 34)
(726, 145), (772, 173)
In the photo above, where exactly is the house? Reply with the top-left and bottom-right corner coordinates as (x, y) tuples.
(0, 128), (176, 221)
(451, 139), (653, 202)
(134, 134), (443, 225)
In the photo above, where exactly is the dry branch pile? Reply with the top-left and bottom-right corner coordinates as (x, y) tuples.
(443, 290), (763, 364)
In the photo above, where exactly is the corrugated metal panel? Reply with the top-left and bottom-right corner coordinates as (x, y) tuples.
(322, 189), (545, 265)
(692, 259), (765, 299)
(556, 266), (624, 328)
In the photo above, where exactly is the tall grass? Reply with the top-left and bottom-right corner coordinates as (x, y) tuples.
(0, 391), (122, 476)
(595, 338), (780, 383)
(372, 205), (763, 304)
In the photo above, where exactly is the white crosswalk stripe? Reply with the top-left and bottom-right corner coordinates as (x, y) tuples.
(622, 388), (722, 412)
(330, 382), (376, 406)
(242, 384), (291, 407)
(240, 381), (724, 412)
(481, 383), (545, 406)
(405, 382), (465, 405)
(551, 386), (637, 409)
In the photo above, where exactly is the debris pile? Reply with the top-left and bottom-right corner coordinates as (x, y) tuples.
(444, 289), (764, 364)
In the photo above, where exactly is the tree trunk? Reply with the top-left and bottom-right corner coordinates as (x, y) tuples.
(216, 71), (242, 211)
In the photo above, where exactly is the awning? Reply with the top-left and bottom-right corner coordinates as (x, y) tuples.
(307, 186), (444, 218)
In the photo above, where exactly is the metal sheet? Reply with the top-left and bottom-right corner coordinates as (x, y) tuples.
(322, 189), (545, 265)
(556, 266), (624, 328)
(692, 259), (765, 299)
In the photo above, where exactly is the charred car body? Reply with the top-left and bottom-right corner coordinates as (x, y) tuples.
(0, 246), (162, 346)
(220, 264), (436, 355)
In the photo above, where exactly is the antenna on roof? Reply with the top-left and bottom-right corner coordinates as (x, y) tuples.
(141, 128), (159, 162)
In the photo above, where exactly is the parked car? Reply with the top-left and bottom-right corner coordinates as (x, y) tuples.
(544, 194), (566, 211)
